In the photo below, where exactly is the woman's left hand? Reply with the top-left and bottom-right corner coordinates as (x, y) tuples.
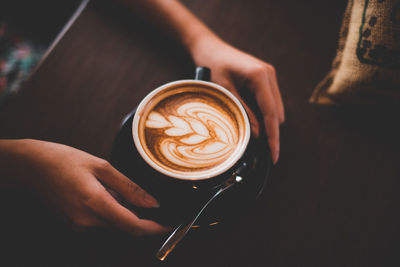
(190, 36), (285, 164)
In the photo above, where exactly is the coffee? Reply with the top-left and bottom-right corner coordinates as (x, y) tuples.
(133, 81), (250, 180)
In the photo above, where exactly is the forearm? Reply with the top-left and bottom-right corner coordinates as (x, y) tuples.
(116, 0), (222, 57)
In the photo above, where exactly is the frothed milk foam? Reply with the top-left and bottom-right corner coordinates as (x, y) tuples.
(134, 82), (249, 180)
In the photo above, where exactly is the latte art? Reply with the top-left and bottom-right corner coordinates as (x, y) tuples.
(134, 82), (249, 180)
(145, 101), (238, 170)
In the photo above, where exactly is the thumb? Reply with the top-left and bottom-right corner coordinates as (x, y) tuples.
(220, 80), (260, 137)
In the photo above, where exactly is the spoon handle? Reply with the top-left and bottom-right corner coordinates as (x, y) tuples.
(156, 163), (247, 261)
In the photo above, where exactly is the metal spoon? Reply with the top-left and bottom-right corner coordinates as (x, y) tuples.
(156, 162), (247, 261)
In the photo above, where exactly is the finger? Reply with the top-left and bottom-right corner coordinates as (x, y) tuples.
(219, 79), (260, 137)
(264, 113), (280, 165)
(95, 161), (160, 208)
(250, 75), (280, 164)
(95, 192), (169, 236)
(269, 68), (285, 123)
(70, 216), (108, 232)
(236, 93), (260, 138)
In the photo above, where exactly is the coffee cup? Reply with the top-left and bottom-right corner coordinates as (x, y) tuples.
(111, 67), (271, 226)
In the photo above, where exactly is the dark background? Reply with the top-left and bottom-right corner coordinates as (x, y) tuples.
(1, 0), (400, 266)
(1, 0), (84, 44)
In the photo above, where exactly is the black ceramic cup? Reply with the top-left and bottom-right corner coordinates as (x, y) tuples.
(111, 67), (271, 226)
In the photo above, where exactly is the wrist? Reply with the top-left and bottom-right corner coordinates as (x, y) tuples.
(187, 32), (225, 64)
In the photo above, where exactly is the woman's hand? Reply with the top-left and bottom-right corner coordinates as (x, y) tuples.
(190, 37), (285, 164)
(0, 139), (168, 236)
(117, 0), (284, 163)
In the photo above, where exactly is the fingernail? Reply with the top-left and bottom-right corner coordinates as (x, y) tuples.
(144, 193), (160, 208)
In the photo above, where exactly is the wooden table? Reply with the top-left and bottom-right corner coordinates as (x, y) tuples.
(1, 0), (400, 266)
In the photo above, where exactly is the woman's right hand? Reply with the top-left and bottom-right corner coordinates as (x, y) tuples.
(0, 139), (168, 236)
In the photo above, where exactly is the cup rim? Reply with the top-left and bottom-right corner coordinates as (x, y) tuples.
(132, 79), (251, 181)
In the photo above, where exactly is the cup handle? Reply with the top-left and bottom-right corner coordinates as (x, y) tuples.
(194, 66), (211, 81)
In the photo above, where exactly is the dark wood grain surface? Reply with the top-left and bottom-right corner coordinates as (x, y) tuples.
(1, 0), (400, 266)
